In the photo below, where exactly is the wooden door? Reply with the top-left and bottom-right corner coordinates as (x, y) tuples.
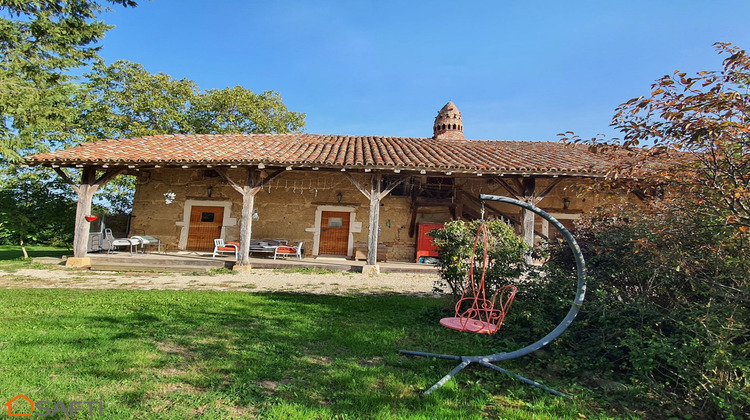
(187, 206), (225, 251)
(319, 211), (350, 255)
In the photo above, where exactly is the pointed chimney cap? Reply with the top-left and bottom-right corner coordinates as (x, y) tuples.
(433, 101), (465, 140)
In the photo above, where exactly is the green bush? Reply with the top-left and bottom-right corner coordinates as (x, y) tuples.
(536, 200), (749, 419)
(428, 219), (533, 301)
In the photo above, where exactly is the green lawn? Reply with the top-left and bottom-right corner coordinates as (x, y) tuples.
(0, 288), (642, 419)
(0, 245), (68, 272)
(0, 245), (69, 260)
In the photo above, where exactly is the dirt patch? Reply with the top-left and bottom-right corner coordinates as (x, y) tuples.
(0, 266), (440, 296)
(257, 379), (292, 391)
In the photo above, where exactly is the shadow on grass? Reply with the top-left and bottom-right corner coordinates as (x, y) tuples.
(0, 245), (69, 260)
(0, 290), (603, 419)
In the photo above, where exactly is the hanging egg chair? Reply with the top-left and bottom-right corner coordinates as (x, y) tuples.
(439, 223), (518, 335)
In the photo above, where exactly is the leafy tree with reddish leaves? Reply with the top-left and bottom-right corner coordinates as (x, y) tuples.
(553, 43), (750, 418)
(563, 42), (750, 230)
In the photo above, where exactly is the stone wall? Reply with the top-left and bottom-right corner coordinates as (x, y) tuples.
(130, 169), (634, 261)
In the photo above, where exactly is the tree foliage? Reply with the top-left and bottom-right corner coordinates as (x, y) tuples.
(0, 0), (137, 160)
(73, 60), (305, 143)
(428, 219), (533, 301)
(2, 2), (306, 244)
(0, 167), (77, 253)
(563, 42), (749, 228)
(67, 60), (305, 213)
(550, 43), (750, 418)
(536, 200), (749, 418)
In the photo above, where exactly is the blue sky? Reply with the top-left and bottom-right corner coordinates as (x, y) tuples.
(97, 0), (750, 142)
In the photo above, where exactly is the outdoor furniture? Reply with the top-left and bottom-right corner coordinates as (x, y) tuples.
(273, 242), (303, 260)
(130, 235), (163, 254)
(212, 239), (239, 259)
(102, 228), (140, 255)
(249, 239), (288, 256)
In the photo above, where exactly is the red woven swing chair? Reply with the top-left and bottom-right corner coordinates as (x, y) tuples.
(440, 223), (519, 335)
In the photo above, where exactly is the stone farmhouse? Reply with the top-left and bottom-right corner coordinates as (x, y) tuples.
(25, 102), (636, 268)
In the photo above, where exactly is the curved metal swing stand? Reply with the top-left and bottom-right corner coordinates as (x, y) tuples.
(398, 194), (588, 398)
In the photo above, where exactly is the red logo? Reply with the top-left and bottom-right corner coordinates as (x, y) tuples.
(5, 394), (34, 416)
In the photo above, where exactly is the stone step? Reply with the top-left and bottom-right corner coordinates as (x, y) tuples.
(90, 256), (230, 267)
(90, 263), (228, 273)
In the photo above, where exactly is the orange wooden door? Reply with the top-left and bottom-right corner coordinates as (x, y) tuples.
(187, 206), (225, 251)
(319, 211), (350, 255)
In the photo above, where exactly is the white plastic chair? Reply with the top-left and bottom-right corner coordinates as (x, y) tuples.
(212, 239), (238, 259)
(273, 242), (303, 260)
(102, 228), (141, 255)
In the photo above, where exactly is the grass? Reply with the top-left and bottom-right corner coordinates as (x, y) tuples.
(0, 245), (69, 260)
(0, 288), (644, 419)
(0, 245), (69, 273)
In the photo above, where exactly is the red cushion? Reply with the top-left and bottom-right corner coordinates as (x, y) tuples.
(218, 246), (236, 251)
(226, 241), (240, 247)
(276, 247), (295, 254)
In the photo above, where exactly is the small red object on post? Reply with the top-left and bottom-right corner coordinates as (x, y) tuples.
(85, 215), (98, 222)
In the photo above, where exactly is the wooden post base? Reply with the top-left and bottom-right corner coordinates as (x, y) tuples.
(361, 264), (380, 275)
(232, 264), (253, 271)
(65, 257), (92, 268)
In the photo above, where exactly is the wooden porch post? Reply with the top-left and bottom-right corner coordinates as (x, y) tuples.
(53, 166), (125, 262)
(217, 167), (283, 267)
(73, 168), (96, 259)
(522, 178), (537, 249)
(495, 176), (561, 257)
(366, 174), (381, 266)
(344, 172), (409, 272)
(237, 169), (259, 267)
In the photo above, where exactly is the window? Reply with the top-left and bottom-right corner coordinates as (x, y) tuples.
(420, 177), (454, 199)
(201, 212), (215, 222)
(383, 175), (412, 197)
(329, 217), (343, 228)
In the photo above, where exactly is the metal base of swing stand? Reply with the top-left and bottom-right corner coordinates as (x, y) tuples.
(397, 350), (572, 398)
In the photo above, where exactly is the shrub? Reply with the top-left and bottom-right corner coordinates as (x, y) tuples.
(428, 219), (533, 301)
(538, 199), (749, 419)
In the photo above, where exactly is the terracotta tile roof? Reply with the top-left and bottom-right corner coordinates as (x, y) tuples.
(25, 133), (621, 176)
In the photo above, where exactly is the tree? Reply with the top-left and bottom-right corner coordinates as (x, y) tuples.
(69, 60), (305, 213)
(0, 0), (137, 161)
(563, 42), (749, 228)
(553, 43), (750, 418)
(0, 167), (78, 256)
(74, 60), (305, 142)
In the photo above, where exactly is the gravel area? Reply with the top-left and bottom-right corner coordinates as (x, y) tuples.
(0, 266), (441, 296)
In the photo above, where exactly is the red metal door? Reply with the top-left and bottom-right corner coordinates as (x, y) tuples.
(416, 222), (444, 262)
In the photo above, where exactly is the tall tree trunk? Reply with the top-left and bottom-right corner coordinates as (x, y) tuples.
(20, 236), (28, 259)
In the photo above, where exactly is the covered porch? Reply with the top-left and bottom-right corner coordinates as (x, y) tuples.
(77, 250), (439, 274)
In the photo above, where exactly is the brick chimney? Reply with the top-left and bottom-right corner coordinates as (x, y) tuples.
(433, 101), (465, 140)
